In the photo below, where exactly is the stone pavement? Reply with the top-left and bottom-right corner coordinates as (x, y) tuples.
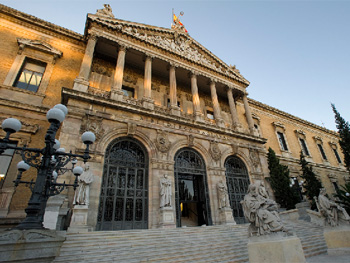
(307, 253), (350, 263)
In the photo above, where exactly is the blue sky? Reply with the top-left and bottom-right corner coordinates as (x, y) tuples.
(2, 0), (349, 131)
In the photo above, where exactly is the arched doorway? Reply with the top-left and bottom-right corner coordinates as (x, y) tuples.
(224, 156), (250, 224)
(97, 137), (148, 230)
(174, 148), (211, 227)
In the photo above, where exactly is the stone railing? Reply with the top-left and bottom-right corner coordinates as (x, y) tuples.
(87, 86), (110, 98)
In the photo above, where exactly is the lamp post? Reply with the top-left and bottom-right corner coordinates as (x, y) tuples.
(0, 104), (95, 230)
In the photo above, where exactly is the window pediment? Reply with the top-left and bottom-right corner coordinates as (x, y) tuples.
(17, 38), (63, 58)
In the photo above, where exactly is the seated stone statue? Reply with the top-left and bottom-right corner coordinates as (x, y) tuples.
(317, 188), (350, 227)
(241, 183), (286, 236)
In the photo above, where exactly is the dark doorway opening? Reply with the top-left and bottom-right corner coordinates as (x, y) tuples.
(174, 148), (211, 227)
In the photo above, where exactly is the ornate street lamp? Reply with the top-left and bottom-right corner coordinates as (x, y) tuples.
(0, 104), (95, 229)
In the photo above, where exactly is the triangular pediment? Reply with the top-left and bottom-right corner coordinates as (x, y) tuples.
(87, 14), (249, 86)
(17, 38), (63, 57)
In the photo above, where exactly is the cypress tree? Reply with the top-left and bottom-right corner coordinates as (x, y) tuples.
(332, 104), (350, 174)
(334, 182), (350, 214)
(299, 152), (322, 210)
(267, 147), (299, 209)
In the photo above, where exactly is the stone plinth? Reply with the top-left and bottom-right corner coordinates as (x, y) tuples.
(110, 89), (124, 101)
(248, 233), (306, 263)
(67, 205), (92, 233)
(73, 77), (89, 92)
(324, 227), (350, 255)
(0, 229), (65, 262)
(296, 201), (311, 221)
(142, 97), (154, 110)
(159, 207), (176, 228)
(219, 207), (236, 225)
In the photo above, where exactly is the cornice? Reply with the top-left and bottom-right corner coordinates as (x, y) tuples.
(86, 14), (249, 86)
(61, 87), (266, 145)
(248, 98), (339, 137)
(0, 4), (84, 44)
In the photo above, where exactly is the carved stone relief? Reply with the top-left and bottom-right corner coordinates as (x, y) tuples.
(155, 130), (171, 153)
(80, 115), (105, 142)
(127, 123), (137, 136)
(188, 134), (194, 147)
(210, 141), (221, 161)
(249, 148), (260, 169)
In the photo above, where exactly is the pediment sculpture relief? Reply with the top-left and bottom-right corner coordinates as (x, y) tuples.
(96, 4), (115, 19)
(210, 141), (221, 161)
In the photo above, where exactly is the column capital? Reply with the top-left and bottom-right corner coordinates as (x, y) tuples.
(209, 78), (218, 85)
(118, 44), (128, 52)
(189, 70), (199, 78)
(169, 61), (179, 68)
(144, 53), (155, 61)
(87, 33), (98, 42)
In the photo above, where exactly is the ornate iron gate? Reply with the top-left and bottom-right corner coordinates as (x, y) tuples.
(225, 156), (250, 224)
(97, 138), (148, 230)
(174, 148), (212, 227)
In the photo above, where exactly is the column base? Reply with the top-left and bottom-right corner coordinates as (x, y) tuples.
(67, 205), (92, 233)
(194, 112), (204, 122)
(142, 97), (154, 110)
(219, 207), (236, 225)
(110, 89), (124, 101)
(248, 233), (306, 263)
(73, 77), (89, 92)
(170, 105), (181, 116)
(159, 207), (176, 229)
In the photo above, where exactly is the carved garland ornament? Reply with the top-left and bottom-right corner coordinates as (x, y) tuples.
(155, 130), (171, 152)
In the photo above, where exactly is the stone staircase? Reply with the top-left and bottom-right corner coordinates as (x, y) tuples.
(284, 220), (328, 258)
(54, 220), (327, 262)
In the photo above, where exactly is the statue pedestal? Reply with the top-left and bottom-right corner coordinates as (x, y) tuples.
(159, 207), (176, 229)
(219, 207), (236, 225)
(67, 205), (92, 233)
(324, 226), (350, 255)
(248, 233), (306, 263)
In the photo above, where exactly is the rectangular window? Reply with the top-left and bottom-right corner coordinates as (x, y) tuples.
(167, 98), (180, 108)
(14, 58), (46, 92)
(317, 144), (327, 160)
(0, 143), (16, 188)
(277, 132), (288, 151)
(333, 148), (342, 164)
(299, 138), (310, 156)
(206, 110), (214, 120)
(122, 86), (135, 98)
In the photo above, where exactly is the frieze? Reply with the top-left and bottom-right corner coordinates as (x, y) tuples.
(87, 87), (110, 99)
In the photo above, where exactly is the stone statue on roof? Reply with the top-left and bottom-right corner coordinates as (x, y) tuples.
(96, 4), (115, 18)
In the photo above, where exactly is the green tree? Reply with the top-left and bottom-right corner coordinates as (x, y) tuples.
(300, 152), (322, 210)
(334, 182), (350, 214)
(332, 104), (350, 174)
(267, 147), (299, 209)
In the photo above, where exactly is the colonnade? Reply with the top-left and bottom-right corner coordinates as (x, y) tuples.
(73, 34), (256, 135)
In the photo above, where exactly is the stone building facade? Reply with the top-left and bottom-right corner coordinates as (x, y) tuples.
(0, 4), (347, 230)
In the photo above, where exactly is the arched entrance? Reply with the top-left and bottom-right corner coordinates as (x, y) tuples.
(174, 148), (211, 227)
(97, 137), (148, 230)
(224, 156), (250, 224)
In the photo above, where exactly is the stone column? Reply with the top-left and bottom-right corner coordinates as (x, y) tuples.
(142, 55), (154, 110)
(111, 45), (127, 101)
(73, 34), (98, 92)
(243, 93), (256, 135)
(190, 72), (203, 122)
(227, 87), (242, 130)
(210, 80), (225, 128)
(169, 63), (180, 116)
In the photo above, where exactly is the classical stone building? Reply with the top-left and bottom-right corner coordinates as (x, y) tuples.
(0, 4), (347, 231)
